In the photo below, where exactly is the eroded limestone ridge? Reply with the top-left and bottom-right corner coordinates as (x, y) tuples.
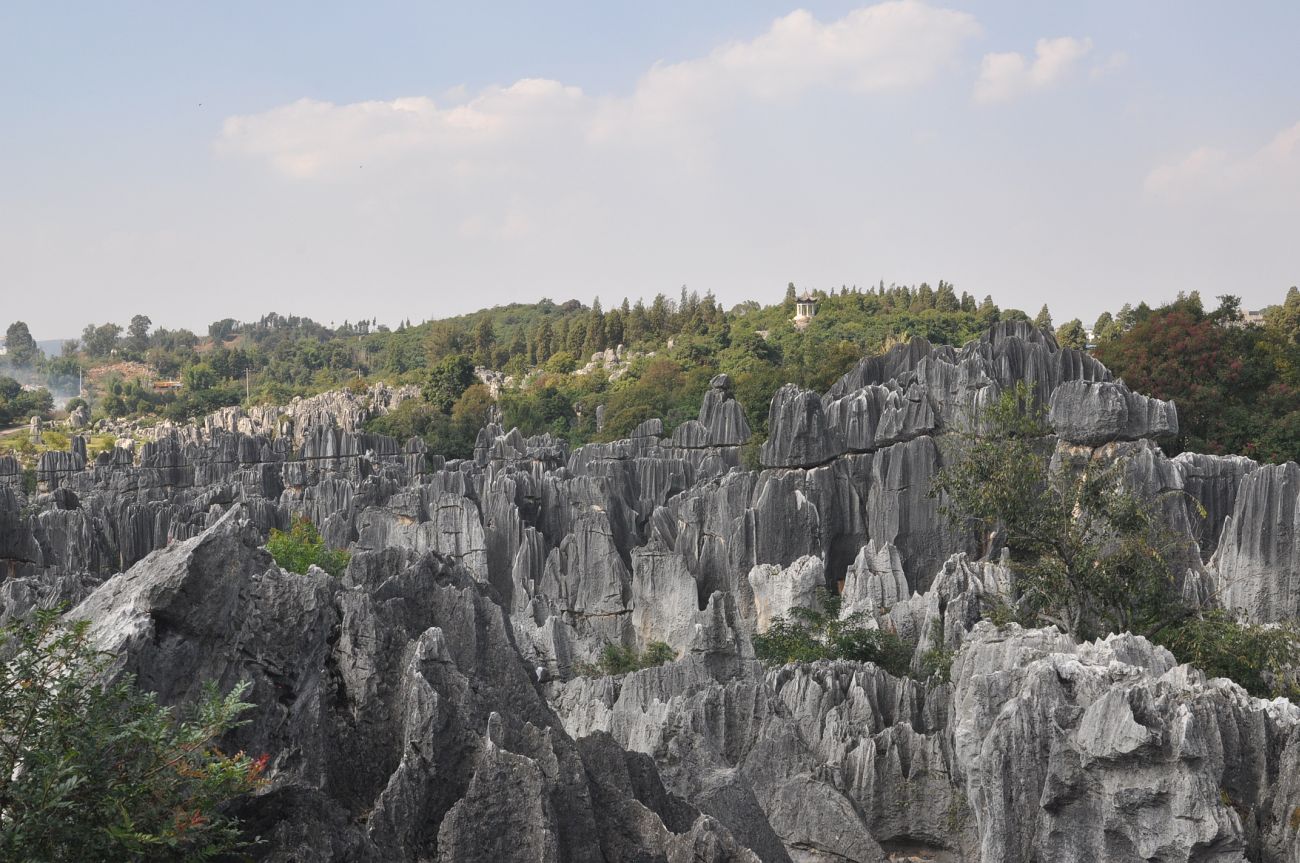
(2, 321), (1298, 862)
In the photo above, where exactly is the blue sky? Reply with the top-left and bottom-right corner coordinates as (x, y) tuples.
(2, 1), (1297, 338)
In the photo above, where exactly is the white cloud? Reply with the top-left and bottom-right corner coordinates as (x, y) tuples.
(218, 79), (588, 180)
(1144, 121), (1300, 200)
(632, 3), (978, 106)
(220, 2), (980, 178)
(973, 36), (1093, 105)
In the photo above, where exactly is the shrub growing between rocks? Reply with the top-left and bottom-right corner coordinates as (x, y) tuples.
(266, 517), (350, 577)
(753, 590), (912, 677)
(0, 608), (266, 861)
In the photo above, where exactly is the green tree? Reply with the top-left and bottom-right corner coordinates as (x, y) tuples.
(424, 354), (476, 414)
(1092, 311), (1116, 343)
(584, 298), (606, 354)
(535, 320), (555, 361)
(1033, 304), (1053, 332)
(1096, 297), (1296, 461)
(605, 308), (625, 348)
(752, 590), (912, 676)
(0, 608), (265, 861)
(128, 314), (153, 353)
(1055, 318), (1088, 349)
(207, 319), (237, 343)
(1158, 608), (1300, 699)
(473, 317), (495, 368)
(82, 322), (123, 357)
(0, 376), (50, 425)
(933, 383), (1181, 639)
(4, 321), (38, 368)
(183, 363), (218, 392)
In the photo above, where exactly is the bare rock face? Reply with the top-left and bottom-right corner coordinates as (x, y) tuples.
(1213, 462), (1300, 622)
(697, 374), (752, 447)
(760, 384), (844, 469)
(953, 622), (1300, 862)
(1174, 451), (1259, 560)
(747, 555), (824, 634)
(1047, 379), (1178, 445)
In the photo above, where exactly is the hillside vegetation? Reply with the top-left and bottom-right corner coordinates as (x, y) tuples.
(3, 284), (1298, 464)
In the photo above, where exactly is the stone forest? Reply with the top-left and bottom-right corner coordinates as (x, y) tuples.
(3, 317), (1300, 862)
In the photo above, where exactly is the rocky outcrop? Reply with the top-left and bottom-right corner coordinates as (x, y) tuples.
(747, 555), (823, 633)
(65, 509), (757, 862)
(1048, 379), (1178, 445)
(953, 623), (1300, 862)
(1175, 451), (1259, 560)
(697, 374), (751, 447)
(760, 385), (843, 468)
(1213, 462), (1300, 622)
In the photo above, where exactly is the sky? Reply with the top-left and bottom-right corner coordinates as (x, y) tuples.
(2, 1), (1298, 339)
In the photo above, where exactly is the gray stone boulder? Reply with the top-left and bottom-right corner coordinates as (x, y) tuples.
(1048, 379), (1178, 445)
(746, 555), (824, 634)
(953, 622), (1300, 861)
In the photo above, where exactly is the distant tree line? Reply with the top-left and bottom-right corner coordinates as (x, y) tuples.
(6, 283), (1297, 467)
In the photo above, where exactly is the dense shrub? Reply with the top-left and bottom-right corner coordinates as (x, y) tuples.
(1159, 609), (1300, 699)
(933, 381), (1300, 695)
(0, 608), (265, 860)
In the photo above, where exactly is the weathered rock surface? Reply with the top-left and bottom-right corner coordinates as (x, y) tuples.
(1214, 462), (1300, 622)
(3, 320), (1298, 861)
(1048, 379), (1178, 445)
(761, 384), (844, 468)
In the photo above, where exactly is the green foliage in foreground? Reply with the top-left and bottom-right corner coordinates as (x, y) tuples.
(0, 608), (266, 861)
(266, 517), (351, 577)
(753, 590), (914, 678)
(576, 641), (677, 677)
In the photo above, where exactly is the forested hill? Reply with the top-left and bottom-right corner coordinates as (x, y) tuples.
(2, 284), (1298, 464)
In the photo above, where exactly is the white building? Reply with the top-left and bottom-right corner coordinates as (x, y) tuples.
(792, 291), (818, 330)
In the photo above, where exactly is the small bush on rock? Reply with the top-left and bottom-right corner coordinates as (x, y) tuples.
(753, 590), (912, 677)
(576, 641), (677, 677)
(266, 517), (350, 577)
(1159, 609), (1300, 699)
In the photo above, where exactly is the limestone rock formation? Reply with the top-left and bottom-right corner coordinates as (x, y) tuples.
(1, 320), (1297, 861)
(1048, 379), (1178, 445)
(1213, 462), (1300, 622)
(760, 384), (843, 468)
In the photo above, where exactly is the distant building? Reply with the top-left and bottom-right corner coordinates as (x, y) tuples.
(0, 337), (7, 356)
(792, 291), (818, 330)
(1229, 309), (1266, 329)
(152, 380), (183, 393)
